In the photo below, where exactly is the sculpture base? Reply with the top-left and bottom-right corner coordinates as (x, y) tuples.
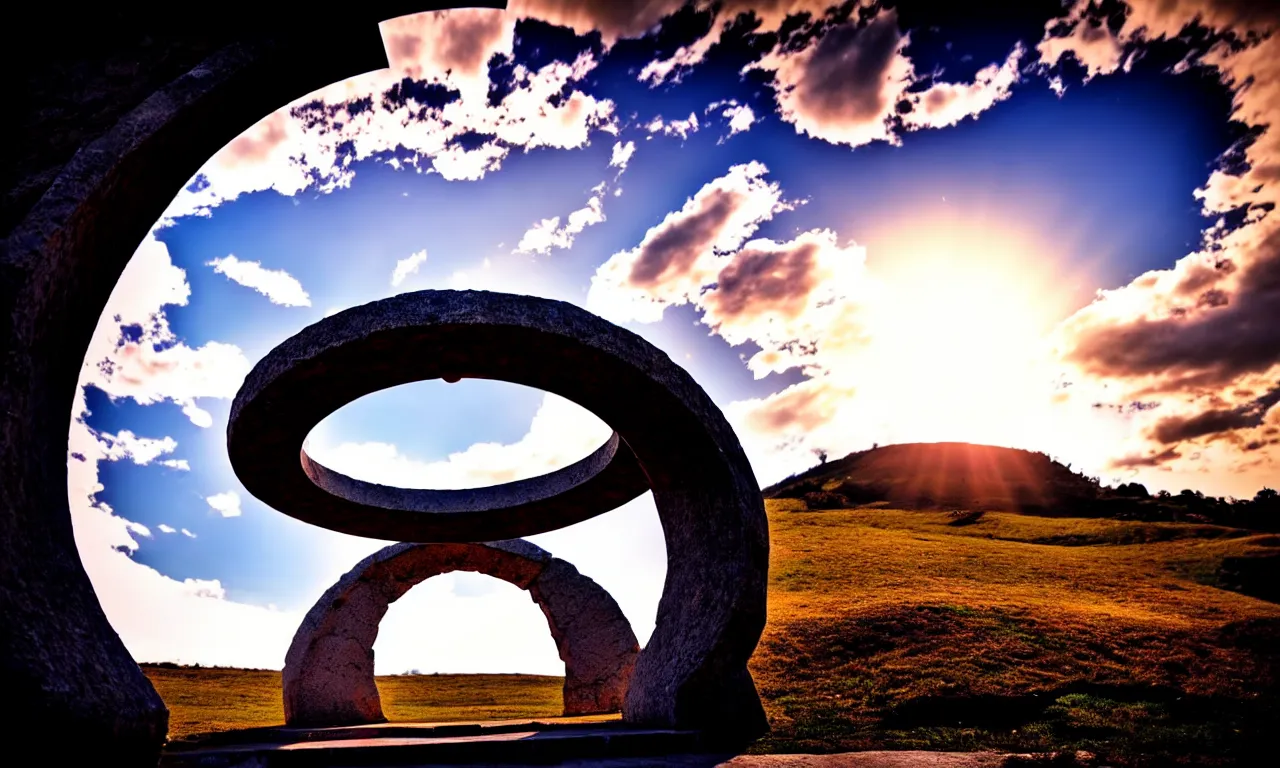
(161, 718), (706, 766)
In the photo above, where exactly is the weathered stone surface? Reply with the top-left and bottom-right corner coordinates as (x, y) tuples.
(531, 558), (639, 714)
(0, 5), (501, 764)
(284, 540), (638, 726)
(295, 427), (648, 541)
(228, 290), (771, 742)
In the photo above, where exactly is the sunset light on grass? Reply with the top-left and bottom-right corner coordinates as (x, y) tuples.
(43, 1), (1280, 763)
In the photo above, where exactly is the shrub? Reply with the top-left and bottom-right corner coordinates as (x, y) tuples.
(802, 491), (851, 510)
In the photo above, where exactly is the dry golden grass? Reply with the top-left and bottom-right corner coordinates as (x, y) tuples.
(145, 502), (1280, 764)
(751, 502), (1280, 764)
(144, 667), (568, 740)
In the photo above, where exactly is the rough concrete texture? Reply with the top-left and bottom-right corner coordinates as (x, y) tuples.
(284, 540), (637, 726)
(295, 426), (648, 540)
(0, 6), (501, 763)
(228, 290), (770, 742)
(530, 558), (638, 714)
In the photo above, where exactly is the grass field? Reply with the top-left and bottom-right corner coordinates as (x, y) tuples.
(144, 501), (1280, 764)
(145, 667), (568, 739)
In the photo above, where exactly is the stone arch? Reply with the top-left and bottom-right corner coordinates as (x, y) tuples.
(228, 290), (771, 742)
(1, 4), (501, 762)
(284, 540), (638, 727)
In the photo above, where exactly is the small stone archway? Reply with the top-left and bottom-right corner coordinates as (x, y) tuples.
(283, 540), (639, 727)
(230, 290), (772, 742)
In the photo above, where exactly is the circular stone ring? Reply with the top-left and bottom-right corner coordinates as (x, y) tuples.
(227, 306), (651, 543)
(228, 289), (770, 739)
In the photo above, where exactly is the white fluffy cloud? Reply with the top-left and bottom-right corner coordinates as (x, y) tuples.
(639, 1), (840, 85)
(206, 492), (243, 518)
(610, 140), (636, 173)
(208, 255), (311, 307)
(391, 249), (429, 287)
(720, 102), (757, 140)
(510, 0), (687, 44)
(515, 188), (607, 255)
(98, 430), (180, 467)
(310, 393), (613, 490)
(1038, 0), (1280, 483)
(903, 44), (1025, 130)
(588, 162), (792, 323)
(749, 9), (913, 149)
(159, 10), (617, 225)
(82, 235), (251, 428)
(646, 112), (700, 140)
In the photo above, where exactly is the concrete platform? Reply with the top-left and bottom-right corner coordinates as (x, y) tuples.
(160, 719), (1046, 767)
(160, 719), (704, 767)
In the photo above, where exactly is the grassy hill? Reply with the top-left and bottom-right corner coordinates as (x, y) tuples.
(146, 471), (1280, 765)
(766, 442), (1280, 532)
(766, 442), (1109, 513)
(750, 501), (1280, 765)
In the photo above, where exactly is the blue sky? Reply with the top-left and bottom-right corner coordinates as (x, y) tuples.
(70, 1), (1280, 673)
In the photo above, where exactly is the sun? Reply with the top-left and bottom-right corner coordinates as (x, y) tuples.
(854, 216), (1088, 451)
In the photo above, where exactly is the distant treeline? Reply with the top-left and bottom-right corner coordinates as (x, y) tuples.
(766, 443), (1280, 532)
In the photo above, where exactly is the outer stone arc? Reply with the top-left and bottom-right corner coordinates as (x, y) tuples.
(228, 289), (770, 742)
(283, 540), (639, 727)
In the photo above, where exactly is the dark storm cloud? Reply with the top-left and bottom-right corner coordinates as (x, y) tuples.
(1109, 447), (1183, 469)
(1150, 385), (1280, 445)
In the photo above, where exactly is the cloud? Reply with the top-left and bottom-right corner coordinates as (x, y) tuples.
(645, 112), (700, 140)
(610, 140), (636, 173)
(639, 1), (839, 85)
(1045, 0), (1280, 478)
(160, 12), (617, 223)
(509, 0), (687, 44)
(98, 430), (180, 467)
(1037, 9), (1125, 80)
(1108, 447), (1184, 469)
(309, 393), (612, 490)
(68, 373), (301, 669)
(208, 255), (311, 307)
(1149, 386), (1280, 445)
(587, 161), (792, 323)
(82, 235), (251, 427)
(748, 9), (913, 149)
(903, 43), (1024, 129)
(701, 229), (871, 376)
(381, 8), (515, 97)
(391, 249), (428, 287)
(514, 190), (606, 255)
(720, 102), (757, 140)
(206, 492), (242, 518)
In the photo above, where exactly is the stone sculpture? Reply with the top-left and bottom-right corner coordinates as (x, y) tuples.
(1, 5), (493, 762)
(284, 539), (638, 726)
(229, 289), (770, 742)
